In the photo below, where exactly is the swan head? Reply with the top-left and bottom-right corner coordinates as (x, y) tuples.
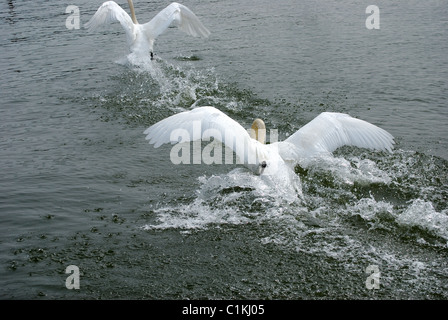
(248, 120), (275, 175)
(254, 144), (285, 177)
(255, 145), (303, 199)
(258, 160), (268, 175)
(249, 118), (266, 144)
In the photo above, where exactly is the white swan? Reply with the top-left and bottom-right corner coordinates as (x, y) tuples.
(143, 106), (394, 192)
(84, 1), (210, 60)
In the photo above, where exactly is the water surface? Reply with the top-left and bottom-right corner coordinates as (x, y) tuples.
(0, 0), (447, 299)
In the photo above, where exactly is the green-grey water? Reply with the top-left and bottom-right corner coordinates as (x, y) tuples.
(1, 0), (447, 299)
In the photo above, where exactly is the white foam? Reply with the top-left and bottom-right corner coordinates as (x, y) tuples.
(143, 199), (251, 231)
(143, 168), (305, 231)
(343, 196), (448, 243)
(397, 199), (448, 241)
(305, 155), (392, 186)
(346, 197), (395, 229)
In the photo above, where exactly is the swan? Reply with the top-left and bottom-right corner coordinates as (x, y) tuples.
(143, 106), (394, 192)
(84, 1), (210, 60)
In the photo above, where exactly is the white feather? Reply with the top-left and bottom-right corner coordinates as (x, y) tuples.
(143, 107), (394, 197)
(84, 1), (136, 46)
(283, 112), (395, 156)
(84, 1), (210, 56)
(142, 2), (211, 40)
(143, 107), (262, 167)
(144, 107), (394, 172)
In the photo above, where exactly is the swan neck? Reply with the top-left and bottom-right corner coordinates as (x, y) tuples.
(128, 0), (138, 24)
(251, 118), (266, 144)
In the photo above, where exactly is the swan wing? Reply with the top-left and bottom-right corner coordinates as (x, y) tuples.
(84, 1), (135, 44)
(143, 106), (258, 164)
(142, 2), (210, 40)
(284, 112), (394, 156)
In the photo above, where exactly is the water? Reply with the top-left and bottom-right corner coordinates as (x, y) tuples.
(1, 0), (447, 299)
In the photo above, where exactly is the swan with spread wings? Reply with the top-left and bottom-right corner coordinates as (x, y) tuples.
(143, 107), (394, 189)
(85, 1), (210, 60)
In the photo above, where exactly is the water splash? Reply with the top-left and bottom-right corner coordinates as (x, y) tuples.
(89, 56), (266, 127)
(397, 199), (448, 242)
(143, 146), (448, 244)
(95, 53), (448, 294)
(143, 168), (306, 231)
(302, 154), (392, 186)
